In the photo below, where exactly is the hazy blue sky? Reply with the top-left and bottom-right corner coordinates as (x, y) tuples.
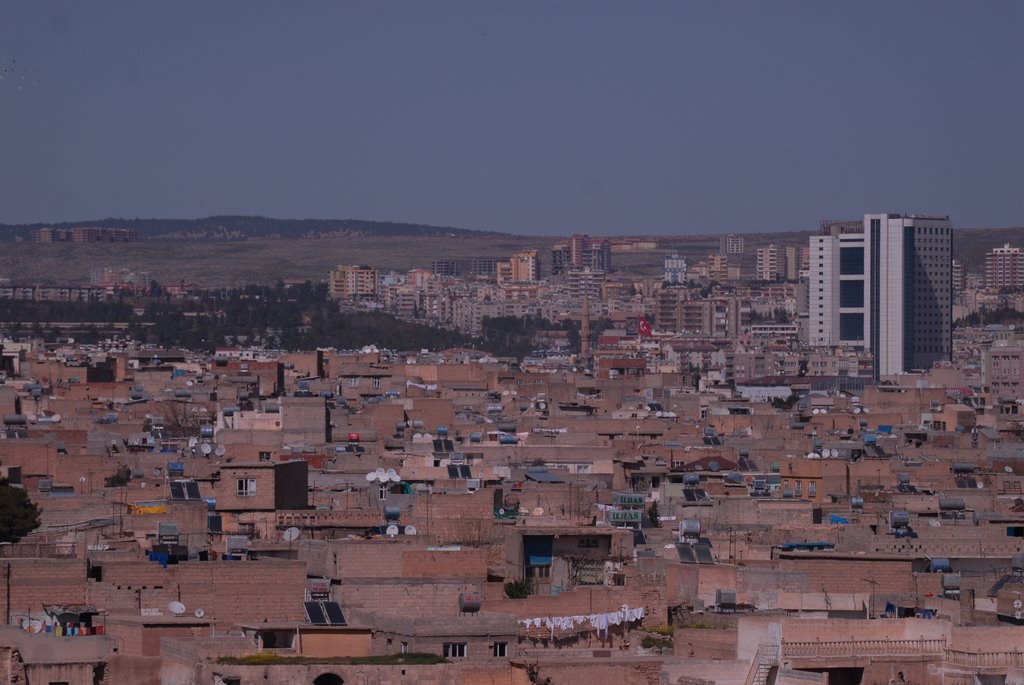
(1, 2), (1022, 234)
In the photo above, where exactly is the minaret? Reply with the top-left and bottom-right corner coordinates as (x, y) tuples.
(580, 287), (591, 367)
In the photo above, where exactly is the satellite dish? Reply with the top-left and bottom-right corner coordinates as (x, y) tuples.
(188, 437), (197, 448)
(812, 408), (820, 415)
(194, 608), (205, 618)
(168, 601), (186, 615)
(214, 446), (226, 457)
(1006, 466), (1015, 474)
(404, 525), (417, 535)
(806, 452), (817, 459)
(80, 476), (87, 483)
(831, 448), (840, 458)
(51, 414), (61, 422)
(365, 472), (378, 482)
(283, 527), (300, 542)
(853, 407), (862, 414)
(532, 507), (544, 516)
(29, 620), (43, 633)
(375, 467), (386, 478)
(386, 524), (400, 537)
(200, 443), (212, 455)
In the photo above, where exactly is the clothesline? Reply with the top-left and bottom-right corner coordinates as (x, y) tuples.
(518, 607), (645, 638)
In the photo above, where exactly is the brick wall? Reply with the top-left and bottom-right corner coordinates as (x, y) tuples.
(86, 559), (306, 629)
(0, 558), (87, 623)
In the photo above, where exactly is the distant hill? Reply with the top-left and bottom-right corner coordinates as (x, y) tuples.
(0, 215), (508, 242)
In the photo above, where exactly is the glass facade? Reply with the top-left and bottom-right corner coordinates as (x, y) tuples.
(840, 312), (864, 341)
(839, 247), (865, 275)
(839, 280), (865, 308)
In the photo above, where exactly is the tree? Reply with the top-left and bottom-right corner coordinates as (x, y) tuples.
(105, 465), (131, 488)
(504, 578), (532, 599)
(647, 501), (662, 528)
(0, 479), (41, 543)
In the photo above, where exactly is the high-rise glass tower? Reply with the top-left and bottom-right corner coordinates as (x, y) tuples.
(809, 214), (952, 378)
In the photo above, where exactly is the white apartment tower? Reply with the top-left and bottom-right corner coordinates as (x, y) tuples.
(809, 214), (952, 378)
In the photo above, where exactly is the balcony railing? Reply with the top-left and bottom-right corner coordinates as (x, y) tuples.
(782, 639), (945, 658)
(783, 640), (1024, 672)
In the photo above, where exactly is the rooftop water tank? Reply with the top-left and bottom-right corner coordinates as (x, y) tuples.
(458, 592), (482, 613)
(939, 497), (966, 512)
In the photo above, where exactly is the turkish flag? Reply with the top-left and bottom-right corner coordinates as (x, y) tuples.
(638, 317), (653, 337)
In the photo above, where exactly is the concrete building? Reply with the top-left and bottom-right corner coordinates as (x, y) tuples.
(469, 257), (497, 277)
(328, 265), (379, 302)
(756, 244), (781, 281)
(810, 214), (952, 377)
(663, 254), (687, 284)
(985, 243), (1024, 290)
(784, 246), (801, 281)
(707, 254), (729, 282)
(552, 235), (612, 275)
(952, 258), (966, 296)
(430, 260), (457, 278)
(719, 233), (744, 255)
(567, 269), (605, 303)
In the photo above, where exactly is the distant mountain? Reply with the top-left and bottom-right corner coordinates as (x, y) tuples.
(0, 215), (508, 242)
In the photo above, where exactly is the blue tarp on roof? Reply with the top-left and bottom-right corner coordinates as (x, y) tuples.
(525, 468), (563, 483)
(877, 425), (893, 434)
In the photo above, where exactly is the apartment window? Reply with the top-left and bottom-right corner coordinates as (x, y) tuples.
(401, 641), (408, 654)
(258, 451), (272, 462)
(372, 377), (382, 389)
(578, 537), (599, 548)
(236, 478), (256, 496)
(794, 481), (802, 497)
(443, 642), (467, 658)
(808, 481), (816, 497)
(378, 484), (389, 501)
(347, 377), (359, 388)
(492, 642), (508, 657)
